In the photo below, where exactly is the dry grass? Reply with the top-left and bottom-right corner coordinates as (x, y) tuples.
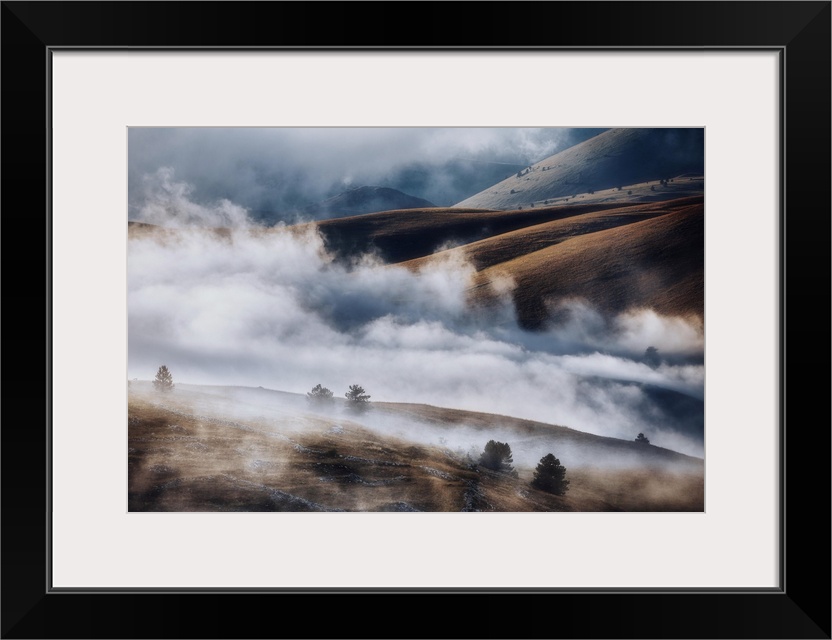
(554, 467), (705, 512)
(404, 196), (702, 272)
(128, 388), (703, 513)
(374, 401), (701, 469)
(311, 202), (636, 264)
(469, 201), (703, 329)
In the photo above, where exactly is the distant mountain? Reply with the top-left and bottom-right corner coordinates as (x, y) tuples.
(454, 128), (704, 210)
(303, 186), (436, 217)
(380, 158), (530, 207)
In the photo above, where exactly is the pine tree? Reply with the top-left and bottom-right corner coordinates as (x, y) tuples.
(643, 346), (661, 369)
(153, 365), (174, 392)
(479, 440), (517, 476)
(307, 383), (334, 406)
(635, 432), (651, 444)
(345, 384), (371, 412)
(531, 453), (569, 495)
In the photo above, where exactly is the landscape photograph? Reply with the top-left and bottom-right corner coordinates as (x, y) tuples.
(128, 127), (705, 512)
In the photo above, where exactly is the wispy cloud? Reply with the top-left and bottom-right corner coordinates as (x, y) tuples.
(128, 128), (607, 220)
(128, 185), (704, 456)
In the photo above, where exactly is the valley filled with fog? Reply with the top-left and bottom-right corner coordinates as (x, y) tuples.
(128, 127), (705, 511)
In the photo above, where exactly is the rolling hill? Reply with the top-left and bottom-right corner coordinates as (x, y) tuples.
(402, 197), (704, 329)
(128, 383), (703, 512)
(311, 196), (703, 329)
(454, 128), (704, 210)
(313, 201), (637, 264)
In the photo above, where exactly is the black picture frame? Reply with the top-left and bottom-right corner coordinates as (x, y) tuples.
(2, 2), (829, 638)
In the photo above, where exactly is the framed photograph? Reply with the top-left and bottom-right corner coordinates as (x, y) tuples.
(2, 2), (829, 638)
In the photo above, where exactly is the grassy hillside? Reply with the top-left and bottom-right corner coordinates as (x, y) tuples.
(455, 128), (704, 210)
(469, 201), (703, 329)
(395, 197), (703, 329)
(128, 384), (703, 512)
(403, 196), (701, 272)
(311, 202), (632, 264)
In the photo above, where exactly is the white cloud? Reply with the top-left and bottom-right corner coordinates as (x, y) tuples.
(136, 167), (251, 228)
(128, 128), (606, 219)
(129, 206), (704, 456)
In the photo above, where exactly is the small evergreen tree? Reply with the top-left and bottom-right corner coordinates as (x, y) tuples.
(345, 384), (371, 412)
(479, 440), (516, 476)
(307, 383), (334, 406)
(531, 453), (569, 495)
(153, 365), (174, 392)
(643, 346), (661, 369)
(635, 433), (650, 444)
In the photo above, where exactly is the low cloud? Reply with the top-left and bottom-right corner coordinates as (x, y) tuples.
(128, 128), (607, 221)
(136, 167), (251, 228)
(129, 190), (704, 456)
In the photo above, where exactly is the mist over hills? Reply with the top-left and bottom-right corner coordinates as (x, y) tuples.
(308, 196), (703, 331)
(128, 127), (706, 485)
(128, 128), (606, 224)
(128, 383), (704, 512)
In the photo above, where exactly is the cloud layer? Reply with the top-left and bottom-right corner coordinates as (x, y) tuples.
(128, 128), (607, 221)
(128, 186), (704, 456)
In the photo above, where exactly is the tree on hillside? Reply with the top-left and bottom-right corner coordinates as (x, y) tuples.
(153, 365), (174, 392)
(635, 432), (651, 444)
(479, 440), (517, 476)
(345, 384), (371, 412)
(643, 346), (661, 369)
(531, 453), (569, 495)
(307, 383), (334, 407)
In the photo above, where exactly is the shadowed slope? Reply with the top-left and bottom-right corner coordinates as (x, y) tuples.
(404, 196), (702, 272)
(469, 202), (704, 329)
(312, 202), (635, 264)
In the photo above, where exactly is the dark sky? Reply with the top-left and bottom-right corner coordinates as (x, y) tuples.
(128, 127), (606, 223)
